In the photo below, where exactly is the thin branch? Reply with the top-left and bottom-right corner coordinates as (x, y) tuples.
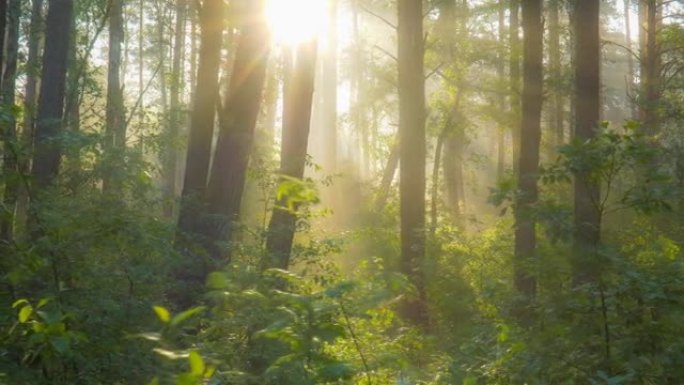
(425, 62), (444, 80)
(124, 62), (163, 130)
(361, 5), (396, 30)
(373, 44), (398, 62)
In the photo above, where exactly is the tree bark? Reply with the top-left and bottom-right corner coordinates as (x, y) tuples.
(398, 0), (427, 326)
(205, 0), (270, 262)
(1, 0), (21, 242)
(103, 0), (126, 193)
(265, 41), (318, 270)
(549, 0), (564, 148)
(624, 0), (637, 119)
(30, 0), (74, 191)
(322, 0), (338, 173)
(514, 0), (543, 299)
(164, 0), (187, 216)
(176, 0), (224, 240)
(510, 0), (521, 173)
(638, 0), (661, 136)
(573, 0), (601, 285)
(497, 0), (506, 179)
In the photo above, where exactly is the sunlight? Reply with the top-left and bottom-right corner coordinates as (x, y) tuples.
(265, 0), (328, 45)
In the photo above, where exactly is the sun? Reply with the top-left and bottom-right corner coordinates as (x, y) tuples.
(265, 0), (328, 45)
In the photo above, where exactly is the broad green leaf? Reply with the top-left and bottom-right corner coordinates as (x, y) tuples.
(18, 305), (33, 323)
(148, 377), (159, 385)
(153, 306), (170, 323)
(170, 306), (206, 327)
(463, 375), (478, 385)
(188, 351), (205, 376)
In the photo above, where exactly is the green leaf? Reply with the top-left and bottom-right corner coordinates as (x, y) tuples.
(206, 272), (229, 289)
(188, 351), (205, 376)
(170, 306), (206, 327)
(50, 336), (70, 354)
(148, 377), (159, 385)
(463, 375), (478, 385)
(12, 299), (29, 308)
(316, 362), (355, 381)
(153, 306), (170, 323)
(18, 305), (33, 323)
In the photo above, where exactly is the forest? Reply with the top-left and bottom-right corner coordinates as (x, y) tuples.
(0, 0), (683, 383)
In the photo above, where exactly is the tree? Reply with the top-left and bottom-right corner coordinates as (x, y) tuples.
(103, 0), (125, 193)
(163, 0), (187, 216)
(31, 0), (74, 191)
(176, 0), (224, 239)
(1, 0), (21, 242)
(638, 0), (662, 137)
(205, 0), (270, 261)
(510, 0), (521, 172)
(513, 0), (543, 299)
(397, 0), (427, 326)
(265, 41), (318, 270)
(572, 0), (601, 284)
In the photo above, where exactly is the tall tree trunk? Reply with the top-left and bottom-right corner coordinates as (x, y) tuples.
(1, 0), (21, 242)
(0, 1), (7, 79)
(322, 0), (338, 174)
(549, 0), (563, 148)
(514, 0), (543, 299)
(264, 41), (317, 270)
(510, 0), (521, 173)
(30, 0), (74, 191)
(17, 0), (44, 235)
(638, 0), (661, 137)
(103, 0), (125, 193)
(397, 0), (427, 326)
(430, 128), (447, 236)
(164, 0), (187, 217)
(624, 0), (637, 119)
(573, 0), (601, 285)
(205, 0), (270, 262)
(175, 0), (223, 232)
(497, 0), (506, 179)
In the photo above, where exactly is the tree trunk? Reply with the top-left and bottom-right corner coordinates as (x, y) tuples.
(164, 0), (187, 217)
(624, 0), (637, 119)
(374, 135), (399, 211)
(638, 0), (661, 137)
(103, 0), (126, 193)
(430, 127), (447, 236)
(0, 1), (7, 79)
(1, 0), (21, 242)
(573, 0), (601, 285)
(514, 0), (543, 299)
(176, 0), (224, 240)
(30, 0), (74, 191)
(549, 0), (563, 148)
(264, 41), (318, 270)
(497, 0), (506, 179)
(510, 0), (521, 173)
(322, 0), (338, 174)
(205, 0), (270, 262)
(397, 0), (427, 326)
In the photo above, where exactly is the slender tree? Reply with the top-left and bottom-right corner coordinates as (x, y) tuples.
(549, 0), (564, 148)
(1, 0), (21, 242)
(103, 0), (126, 193)
(164, 0), (187, 216)
(638, 0), (662, 137)
(265, 41), (318, 270)
(31, 0), (74, 191)
(397, 0), (427, 326)
(510, 0), (521, 172)
(205, 0), (270, 261)
(176, 0), (224, 240)
(573, 0), (601, 284)
(514, 0), (543, 299)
